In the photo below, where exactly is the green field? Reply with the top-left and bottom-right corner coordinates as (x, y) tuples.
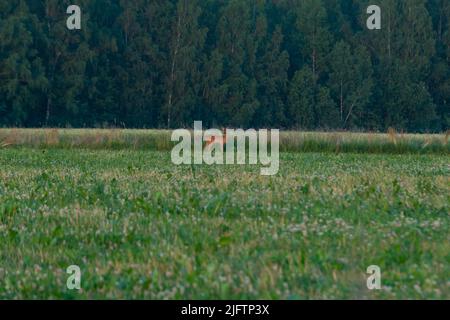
(0, 131), (449, 299)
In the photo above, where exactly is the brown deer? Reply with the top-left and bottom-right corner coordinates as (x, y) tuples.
(204, 127), (227, 150)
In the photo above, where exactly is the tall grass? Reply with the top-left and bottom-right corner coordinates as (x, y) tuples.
(0, 128), (448, 154)
(280, 130), (449, 154)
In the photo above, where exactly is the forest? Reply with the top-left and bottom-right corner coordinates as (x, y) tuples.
(0, 0), (449, 132)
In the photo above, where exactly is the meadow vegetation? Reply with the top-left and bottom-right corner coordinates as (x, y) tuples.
(0, 130), (448, 299)
(0, 129), (449, 154)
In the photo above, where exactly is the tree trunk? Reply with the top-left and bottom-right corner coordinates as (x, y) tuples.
(45, 96), (51, 126)
(340, 80), (343, 124)
(167, 12), (182, 128)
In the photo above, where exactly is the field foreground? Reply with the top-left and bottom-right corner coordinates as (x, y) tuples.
(0, 146), (449, 299)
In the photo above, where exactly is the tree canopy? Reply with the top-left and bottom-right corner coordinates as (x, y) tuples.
(0, 0), (449, 132)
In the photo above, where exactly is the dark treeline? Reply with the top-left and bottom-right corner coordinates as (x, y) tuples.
(0, 0), (449, 131)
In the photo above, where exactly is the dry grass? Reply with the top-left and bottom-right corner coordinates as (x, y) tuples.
(387, 127), (397, 145)
(0, 128), (448, 154)
(0, 141), (11, 148)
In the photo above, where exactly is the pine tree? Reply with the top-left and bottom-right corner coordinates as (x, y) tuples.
(288, 66), (337, 130)
(328, 41), (373, 129)
(443, 1), (450, 129)
(29, 0), (91, 126)
(315, 86), (339, 129)
(164, 0), (207, 128)
(428, 0), (450, 130)
(114, 0), (168, 127)
(0, 1), (45, 126)
(288, 67), (315, 129)
(199, 49), (225, 127)
(358, 0), (437, 131)
(294, 0), (332, 78)
(81, 0), (121, 127)
(215, 0), (260, 128)
(255, 26), (289, 127)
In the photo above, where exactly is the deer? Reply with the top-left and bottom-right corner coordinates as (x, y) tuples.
(204, 127), (227, 151)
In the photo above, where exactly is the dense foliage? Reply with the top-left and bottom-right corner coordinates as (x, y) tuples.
(0, 0), (449, 131)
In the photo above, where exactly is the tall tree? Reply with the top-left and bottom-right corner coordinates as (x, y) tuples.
(288, 67), (315, 129)
(288, 66), (337, 129)
(328, 41), (373, 129)
(255, 26), (289, 127)
(0, 1), (45, 126)
(294, 0), (332, 79)
(359, 0), (437, 131)
(30, 0), (91, 126)
(428, 0), (450, 130)
(164, 0), (206, 128)
(80, 0), (121, 127)
(214, 0), (261, 127)
(114, 0), (169, 127)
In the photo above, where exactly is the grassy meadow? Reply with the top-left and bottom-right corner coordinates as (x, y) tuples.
(1, 128), (449, 154)
(0, 129), (449, 299)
